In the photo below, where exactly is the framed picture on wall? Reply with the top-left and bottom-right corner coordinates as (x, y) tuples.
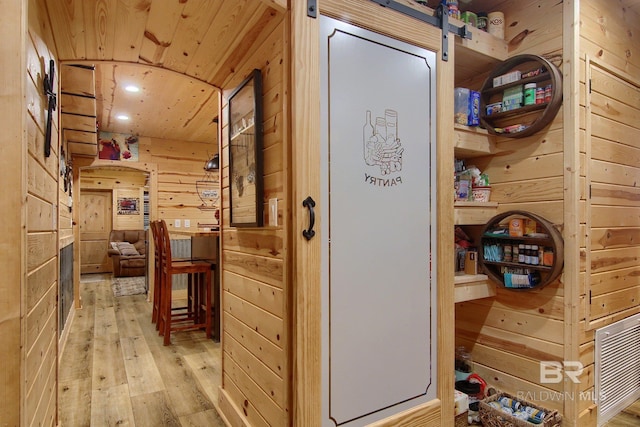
(228, 69), (263, 227)
(117, 197), (140, 215)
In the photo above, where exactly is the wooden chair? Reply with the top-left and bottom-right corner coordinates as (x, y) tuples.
(150, 220), (213, 330)
(156, 219), (213, 345)
(150, 220), (162, 326)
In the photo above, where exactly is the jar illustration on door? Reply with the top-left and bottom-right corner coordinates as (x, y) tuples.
(362, 108), (404, 175)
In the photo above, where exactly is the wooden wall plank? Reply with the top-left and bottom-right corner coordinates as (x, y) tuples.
(26, 284), (57, 352)
(457, 338), (563, 393)
(223, 293), (283, 347)
(25, 304), (56, 403)
(590, 113), (640, 145)
(591, 159), (640, 187)
(581, 1), (640, 76)
(457, 302), (565, 344)
(223, 355), (285, 427)
(220, 380), (271, 427)
(222, 251), (283, 289)
(590, 227), (640, 250)
(223, 270), (283, 317)
(490, 177), (564, 204)
(456, 320), (563, 361)
(27, 114), (58, 179)
(591, 206), (640, 228)
(591, 246), (640, 273)
(225, 334), (284, 408)
(224, 312), (284, 377)
(27, 258), (57, 313)
(28, 154), (57, 205)
(26, 341), (57, 427)
(481, 152), (564, 183)
(27, 232), (57, 272)
(590, 285), (640, 319)
(470, 363), (563, 412)
(590, 183), (640, 207)
(591, 266), (640, 296)
(591, 136), (640, 166)
(590, 67), (640, 109)
(222, 229), (283, 258)
(27, 194), (55, 232)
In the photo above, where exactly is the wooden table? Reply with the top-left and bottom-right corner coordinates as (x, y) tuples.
(171, 229), (220, 341)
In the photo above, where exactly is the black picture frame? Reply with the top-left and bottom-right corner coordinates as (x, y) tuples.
(228, 69), (263, 227)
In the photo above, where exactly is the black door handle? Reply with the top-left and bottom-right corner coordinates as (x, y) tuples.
(302, 196), (316, 241)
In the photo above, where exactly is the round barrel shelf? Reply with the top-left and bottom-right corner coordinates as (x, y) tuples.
(480, 54), (563, 138)
(479, 210), (564, 290)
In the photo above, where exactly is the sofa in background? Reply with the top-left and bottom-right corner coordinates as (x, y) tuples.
(108, 229), (147, 277)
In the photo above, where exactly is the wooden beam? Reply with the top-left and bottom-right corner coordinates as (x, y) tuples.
(290, 0), (321, 424)
(0, 0), (26, 424)
(564, 0), (581, 425)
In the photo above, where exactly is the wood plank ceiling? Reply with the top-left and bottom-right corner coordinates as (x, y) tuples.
(47, 0), (638, 145)
(44, 0), (282, 144)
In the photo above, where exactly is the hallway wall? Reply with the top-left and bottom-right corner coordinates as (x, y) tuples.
(23, 0), (59, 426)
(218, 14), (290, 427)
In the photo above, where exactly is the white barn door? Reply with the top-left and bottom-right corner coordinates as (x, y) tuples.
(320, 15), (438, 427)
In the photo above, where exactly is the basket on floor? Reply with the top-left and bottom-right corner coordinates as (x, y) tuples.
(455, 411), (468, 427)
(479, 391), (562, 427)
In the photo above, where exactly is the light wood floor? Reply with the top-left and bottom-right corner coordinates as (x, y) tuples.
(57, 274), (640, 426)
(604, 399), (640, 426)
(59, 274), (225, 426)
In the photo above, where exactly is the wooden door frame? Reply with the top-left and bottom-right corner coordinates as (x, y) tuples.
(290, 1), (454, 425)
(72, 158), (157, 309)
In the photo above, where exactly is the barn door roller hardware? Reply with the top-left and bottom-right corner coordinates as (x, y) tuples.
(308, 0), (317, 18)
(370, 0), (471, 61)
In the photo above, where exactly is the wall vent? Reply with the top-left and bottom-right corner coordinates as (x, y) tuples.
(595, 312), (640, 426)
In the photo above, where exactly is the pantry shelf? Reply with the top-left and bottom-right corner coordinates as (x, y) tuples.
(454, 123), (497, 158)
(454, 273), (496, 303)
(454, 201), (498, 225)
(454, 21), (508, 84)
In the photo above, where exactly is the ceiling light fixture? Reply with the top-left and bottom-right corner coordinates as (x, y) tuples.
(124, 85), (140, 93)
(116, 114), (130, 121)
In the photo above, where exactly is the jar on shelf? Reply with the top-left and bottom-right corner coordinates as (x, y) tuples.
(524, 83), (536, 106)
(455, 346), (473, 381)
(531, 245), (539, 265)
(517, 244), (525, 263)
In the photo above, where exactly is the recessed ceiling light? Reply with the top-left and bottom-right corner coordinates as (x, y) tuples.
(124, 85), (140, 93)
(116, 114), (130, 121)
